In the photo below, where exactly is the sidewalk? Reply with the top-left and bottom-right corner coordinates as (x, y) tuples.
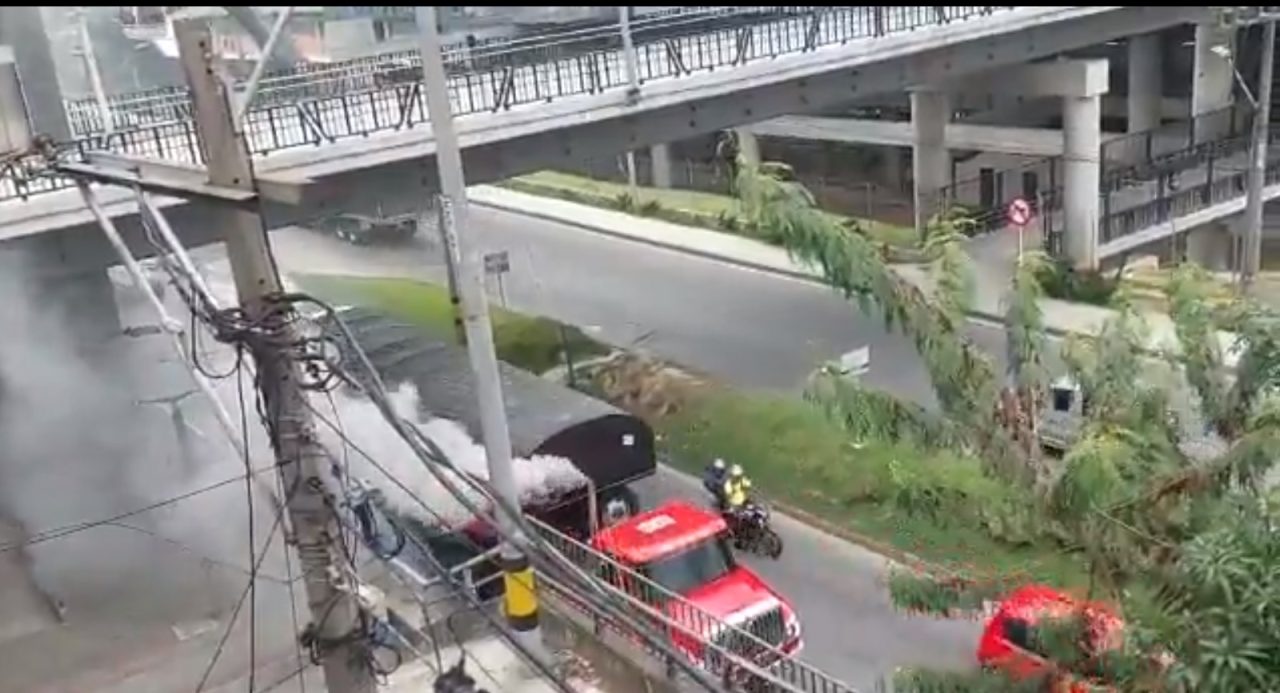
(468, 185), (1238, 357)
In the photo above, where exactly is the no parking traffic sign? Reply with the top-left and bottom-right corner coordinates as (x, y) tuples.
(1006, 197), (1033, 227)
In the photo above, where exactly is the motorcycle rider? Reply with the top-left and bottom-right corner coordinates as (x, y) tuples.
(722, 464), (754, 522)
(703, 458), (729, 510)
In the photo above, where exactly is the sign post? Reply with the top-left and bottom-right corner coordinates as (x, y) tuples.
(483, 250), (511, 307)
(1007, 197), (1034, 263)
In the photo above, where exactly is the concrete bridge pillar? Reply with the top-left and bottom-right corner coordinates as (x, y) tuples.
(1183, 222), (1233, 272)
(1063, 94), (1102, 271)
(1128, 32), (1162, 134)
(910, 89), (951, 233)
(735, 128), (760, 166)
(0, 7), (70, 140)
(1192, 21), (1235, 143)
(651, 142), (673, 189)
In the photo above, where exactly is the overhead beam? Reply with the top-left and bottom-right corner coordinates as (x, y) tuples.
(76, 152), (314, 205)
(929, 58), (1111, 99)
(742, 115), (1075, 156)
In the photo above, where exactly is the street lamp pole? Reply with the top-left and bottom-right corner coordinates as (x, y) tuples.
(414, 5), (547, 659)
(1243, 18), (1276, 288)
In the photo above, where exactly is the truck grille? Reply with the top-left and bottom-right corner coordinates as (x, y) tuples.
(706, 605), (787, 670)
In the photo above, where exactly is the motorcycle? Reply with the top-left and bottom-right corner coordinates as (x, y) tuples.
(727, 501), (784, 559)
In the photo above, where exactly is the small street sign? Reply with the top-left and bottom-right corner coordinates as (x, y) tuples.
(483, 250), (510, 275)
(1007, 197), (1034, 261)
(1007, 197), (1033, 227)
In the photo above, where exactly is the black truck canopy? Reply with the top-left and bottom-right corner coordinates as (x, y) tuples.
(324, 306), (655, 493)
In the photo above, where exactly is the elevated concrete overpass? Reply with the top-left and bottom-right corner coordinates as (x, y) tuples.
(0, 5), (1207, 286)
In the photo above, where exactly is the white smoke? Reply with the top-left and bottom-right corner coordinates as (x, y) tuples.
(0, 247), (298, 652)
(323, 382), (589, 531)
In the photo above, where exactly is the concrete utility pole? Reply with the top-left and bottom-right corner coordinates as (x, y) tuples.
(619, 5), (640, 193)
(414, 5), (546, 657)
(1243, 18), (1276, 288)
(172, 18), (377, 693)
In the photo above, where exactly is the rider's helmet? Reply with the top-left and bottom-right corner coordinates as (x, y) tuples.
(729, 464), (744, 478)
(712, 458), (726, 471)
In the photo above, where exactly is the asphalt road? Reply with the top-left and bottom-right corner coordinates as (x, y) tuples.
(269, 209), (1015, 400)
(264, 206), (1025, 690)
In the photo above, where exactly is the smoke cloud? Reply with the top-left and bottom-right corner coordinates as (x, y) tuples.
(0, 247), (298, 687)
(321, 382), (589, 530)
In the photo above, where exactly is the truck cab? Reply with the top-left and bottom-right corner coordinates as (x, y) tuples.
(590, 502), (802, 670)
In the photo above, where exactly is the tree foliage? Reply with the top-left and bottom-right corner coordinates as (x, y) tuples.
(727, 157), (1280, 692)
(732, 158), (1021, 477)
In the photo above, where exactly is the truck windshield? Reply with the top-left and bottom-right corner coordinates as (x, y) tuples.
(641, 537), (734, 596)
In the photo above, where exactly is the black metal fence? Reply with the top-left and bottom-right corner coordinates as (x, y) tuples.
(1099, 104), (1251, 194)
(7, 6), (1014, 204)
(930, 156), (1062, 233)
(1100, 128), (1280, 244)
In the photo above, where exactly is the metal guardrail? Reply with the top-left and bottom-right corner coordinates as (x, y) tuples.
(1100, 104), (1251, 193)
(525, 515), (857, 693)
(65, 7), (776, 134)
(5, 6), (1014, 204)
(1100, 129), (1280, 244)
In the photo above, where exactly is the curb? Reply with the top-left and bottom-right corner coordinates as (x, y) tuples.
(470, 194), (1078, 341)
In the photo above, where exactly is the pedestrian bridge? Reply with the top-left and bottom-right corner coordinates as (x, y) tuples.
(0, 6), (1203, 277)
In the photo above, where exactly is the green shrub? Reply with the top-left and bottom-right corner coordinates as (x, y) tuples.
(1034, 257), (1118, 306)
(613, 192), (635, 212)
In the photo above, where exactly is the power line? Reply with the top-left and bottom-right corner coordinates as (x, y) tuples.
(0, 462), (289, 555)
(192, 496), (287, 693)
(235, 351), (259, 693)
(102, 521), (291, 586)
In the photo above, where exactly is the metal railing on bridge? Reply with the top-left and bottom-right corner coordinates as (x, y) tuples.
(1100, 128), (1280, 245)
(1100, 104), (1251, 193)
(5, 6), (1014, 204)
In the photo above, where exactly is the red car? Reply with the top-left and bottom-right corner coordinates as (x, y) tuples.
(978, 584), (1126, 692)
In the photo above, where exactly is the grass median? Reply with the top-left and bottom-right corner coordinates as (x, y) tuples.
(656, 387), (1087, 587)
(499, 170), (921, 254)
(301, 272), (1086, 587)
(295, 273), (610, 374)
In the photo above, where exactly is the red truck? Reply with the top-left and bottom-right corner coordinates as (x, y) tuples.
(590, 501), (803, 667)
